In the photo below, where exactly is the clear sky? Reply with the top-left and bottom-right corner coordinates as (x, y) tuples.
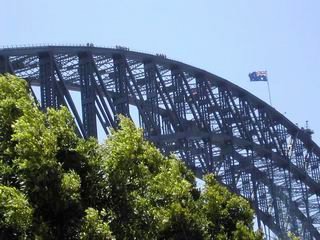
(1, 0), (320, 143)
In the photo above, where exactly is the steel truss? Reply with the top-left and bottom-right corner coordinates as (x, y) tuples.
(1, 45), (320, 239)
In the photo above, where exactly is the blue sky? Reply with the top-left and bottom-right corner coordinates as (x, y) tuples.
(1, 0), (320, 143)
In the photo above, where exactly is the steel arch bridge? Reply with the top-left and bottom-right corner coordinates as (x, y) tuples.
(1, 45), (320, 239)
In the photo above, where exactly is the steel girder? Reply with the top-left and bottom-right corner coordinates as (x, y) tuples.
(1, 46), (320, 239)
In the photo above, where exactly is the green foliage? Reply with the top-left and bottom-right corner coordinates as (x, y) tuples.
(288, 232), (300, 240)
(0, 74), (32, 186)
(0, 185), (33, 239)
(0, 74), (262, 239)
(100, 117), (202, 239)
(61, 170), (81, 202)
(200, 175), (256, 239)
(80, 208), (114, 240)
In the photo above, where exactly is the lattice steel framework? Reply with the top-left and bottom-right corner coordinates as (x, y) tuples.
(1, 45), (320, 239)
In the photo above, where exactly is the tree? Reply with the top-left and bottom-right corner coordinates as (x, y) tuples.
(0, 74), (262, 239)
(0, 185), (33, 239)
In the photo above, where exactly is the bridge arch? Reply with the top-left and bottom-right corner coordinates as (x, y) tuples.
(1, 45), (320, 239)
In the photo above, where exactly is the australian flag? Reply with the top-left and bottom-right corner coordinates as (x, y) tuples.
(249, 71), (268, 81)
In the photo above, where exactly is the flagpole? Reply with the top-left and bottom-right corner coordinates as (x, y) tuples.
(266, 79), (272, 106)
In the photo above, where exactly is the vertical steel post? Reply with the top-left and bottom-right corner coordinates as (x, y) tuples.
(78, 52), (97, 138)
(39, 52), (60, 110)
(0, 56), (10, 74)
(171, 68), (186, 121)
(144, 61), (160, 136)
(112, 54), (130, 118)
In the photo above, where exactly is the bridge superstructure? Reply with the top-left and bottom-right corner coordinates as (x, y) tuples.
(1, 45), (320, 239)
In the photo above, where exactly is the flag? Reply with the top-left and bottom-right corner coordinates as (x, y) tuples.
(249, 71), (268, 81)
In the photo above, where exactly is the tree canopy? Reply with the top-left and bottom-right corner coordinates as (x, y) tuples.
(0, 74), (263, 239)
